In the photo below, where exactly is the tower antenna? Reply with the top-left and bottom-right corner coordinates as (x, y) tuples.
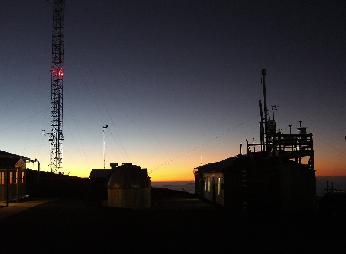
(102, 124), (109, 169)
(49, 0), (65, 173)
(259, 100), (264, 151)
(261, 68), (268, 150)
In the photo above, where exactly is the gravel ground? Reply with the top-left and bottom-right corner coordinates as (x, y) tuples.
(0, 189), (345, 253)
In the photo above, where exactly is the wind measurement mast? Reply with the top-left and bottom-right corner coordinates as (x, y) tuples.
(49, 0), (65, 173)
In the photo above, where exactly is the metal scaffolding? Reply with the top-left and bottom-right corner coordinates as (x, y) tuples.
(248, 69), (314, 171)
(50, 0), (65, 173)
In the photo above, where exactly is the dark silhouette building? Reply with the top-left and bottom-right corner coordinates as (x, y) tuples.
(90, 163), (151, 208)
(194, 153), (315, 213)
(89, 166), (114, 200)
(0, 150), (29, 202)
(108, 163), (151, 209)
(25, 169), (87, 198)
(194, 69), (316, 214)
(0, 150), (87, 201)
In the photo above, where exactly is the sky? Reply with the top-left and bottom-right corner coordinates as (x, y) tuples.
(0, 0), (345, 180)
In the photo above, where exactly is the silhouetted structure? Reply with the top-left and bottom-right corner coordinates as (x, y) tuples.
(194, 69), (316, 214)
(108, 163), (151, 209)
(194, 154), (315, 213)
(26, 170), (88, 198)
(0, 150), (87, 201)
(49, 0), (65, 173)
(89, 166), (114, 200)
(0, 151), (29, 202)
(90, 163), (151, 208)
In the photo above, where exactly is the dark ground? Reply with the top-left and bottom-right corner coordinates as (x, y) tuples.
(0, 188), (345, 253)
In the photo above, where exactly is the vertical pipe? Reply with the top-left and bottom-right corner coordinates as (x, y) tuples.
(262, 69), (268, 128)
(102, 129), (106, 169)
(246, 139), (249, 154)
(289, 124), (293, 152)
(259, 100), (264, 151)
(37, 160), (41, 185)
(261, 69), (268, 150)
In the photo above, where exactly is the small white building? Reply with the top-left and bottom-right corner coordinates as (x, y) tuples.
(107, 163), (151, 209)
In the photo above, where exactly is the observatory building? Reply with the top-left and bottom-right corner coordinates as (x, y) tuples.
(194, 69), (316, 213)
(107, 163), (151, 209)
(90, 163), (151, 209)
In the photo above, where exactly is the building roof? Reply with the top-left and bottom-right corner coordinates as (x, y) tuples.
(89, 169), (112, 179)
(194, 151), (311, 175)
(195, 155), (238, 173)
(0, 150), (30, 160)
(108, 163), (150, 189)
(0, 150), (30, 169)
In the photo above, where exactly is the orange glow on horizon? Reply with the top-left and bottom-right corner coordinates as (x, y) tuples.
(30, 145), (345, 180)
(315, 159), (346, 176)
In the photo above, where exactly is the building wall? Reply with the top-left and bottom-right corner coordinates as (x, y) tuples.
(26, 170), (89, 198)
(195, 156), (316, 214)
(0, 169), (26, 202)
(108, 187), (151, 209)
(280, 162), (316, 213)
(106, 163), (151, 208)
(196, 172), (224, 206)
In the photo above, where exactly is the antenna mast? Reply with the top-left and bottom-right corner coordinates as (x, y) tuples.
(261, 69), (268, 127)
(102, 125), (109, 169)
(259, 100), (264, 151)
(261, 68), (268, 150)
(49, 0), (65, 173)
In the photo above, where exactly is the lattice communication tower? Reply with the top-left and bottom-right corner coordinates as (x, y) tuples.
(49, 0), (65, 172)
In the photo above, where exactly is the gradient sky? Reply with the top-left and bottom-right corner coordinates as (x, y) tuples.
(0, 0), (345, 180)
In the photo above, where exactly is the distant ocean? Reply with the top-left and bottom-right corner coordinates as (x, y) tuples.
(152, 181), (195, 194)
(316, 176), (346, 196)
(152, 176), (346, 197)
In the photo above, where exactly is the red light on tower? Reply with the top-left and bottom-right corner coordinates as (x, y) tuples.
(58, 68), (64, 78)
(52, 67), (64, 79)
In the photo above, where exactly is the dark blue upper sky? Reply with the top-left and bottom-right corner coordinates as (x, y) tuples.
(0, 0), (345, 179)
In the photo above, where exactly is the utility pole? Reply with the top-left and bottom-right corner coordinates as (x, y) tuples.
(49, 0), (65, 173)
(102, 125), (109, 169)
(271, 105), (278, 120)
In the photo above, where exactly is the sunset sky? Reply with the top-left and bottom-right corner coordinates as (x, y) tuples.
(0, 0), (345, 181)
